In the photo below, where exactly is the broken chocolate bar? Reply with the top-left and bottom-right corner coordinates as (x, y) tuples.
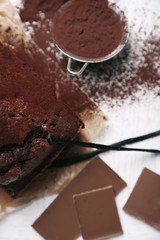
(32, 157), (126, 240)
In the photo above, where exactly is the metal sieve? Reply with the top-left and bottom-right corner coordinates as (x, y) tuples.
(54, 3), (129, 75)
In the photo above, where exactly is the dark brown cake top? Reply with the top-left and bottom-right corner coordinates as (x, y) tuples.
(0, 43), (82, 147)
(0, 97), (34, 147)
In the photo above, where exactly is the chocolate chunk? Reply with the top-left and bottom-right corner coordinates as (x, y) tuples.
(73, 186), (123, 240)
(123, 168), (160, 229)
(32, 156), (126, 240)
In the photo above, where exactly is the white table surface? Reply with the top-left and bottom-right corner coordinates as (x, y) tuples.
(0, 0), (160, 239)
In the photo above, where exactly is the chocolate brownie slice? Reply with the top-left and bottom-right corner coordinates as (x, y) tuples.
(0, 43), (83, 197)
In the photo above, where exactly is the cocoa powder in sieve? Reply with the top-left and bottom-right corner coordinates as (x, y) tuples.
(52, 0), (124, 59)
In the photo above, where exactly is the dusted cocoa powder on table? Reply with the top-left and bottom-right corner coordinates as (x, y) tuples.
(18, 0), (160, 109)
(52, 0), (124, 59)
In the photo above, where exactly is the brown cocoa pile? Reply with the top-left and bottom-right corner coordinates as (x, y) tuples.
(52, 0), (123, 59)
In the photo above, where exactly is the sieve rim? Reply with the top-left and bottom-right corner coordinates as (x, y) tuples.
(56, 33), (129, 63)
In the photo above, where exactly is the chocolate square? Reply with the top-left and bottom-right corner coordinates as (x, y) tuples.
(32, 157), (126, 240)
(73, 186), (123, 240)
(123, 168), (160, 229)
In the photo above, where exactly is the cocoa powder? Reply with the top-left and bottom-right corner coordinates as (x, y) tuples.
(52, 0), (124, 59)
(18, 0), (160, 108)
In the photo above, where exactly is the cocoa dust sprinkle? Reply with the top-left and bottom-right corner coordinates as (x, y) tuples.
(13, 0), (160, 108)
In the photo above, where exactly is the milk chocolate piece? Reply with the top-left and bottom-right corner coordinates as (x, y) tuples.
(123, 168), (160, 229)
(32, 157), (126, 240)
(73, 186), (123, 240)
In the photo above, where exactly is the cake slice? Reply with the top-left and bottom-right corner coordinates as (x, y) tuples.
(0, 0), (106, 200)
(0, 43), (83, 197)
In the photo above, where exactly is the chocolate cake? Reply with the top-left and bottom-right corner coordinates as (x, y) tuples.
(0, 43), (83, 197)
(0, 0), (106, 200)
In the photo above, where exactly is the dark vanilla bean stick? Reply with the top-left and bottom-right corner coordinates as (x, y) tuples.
(52, 147), (160, 167)
(52, 149), (104, 167)
(47, 129), (160, 167)
(47, 129), (160, 149)
(47, 136), (160, 153)
(110, 129), (160, 147)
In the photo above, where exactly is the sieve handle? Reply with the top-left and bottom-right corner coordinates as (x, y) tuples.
(67, 58), (89, 75)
